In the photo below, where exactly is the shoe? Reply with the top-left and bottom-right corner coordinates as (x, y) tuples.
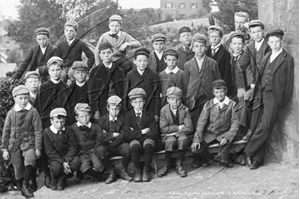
(133, 167), (142, 182)
(200, 158), (210, 167)
(244, 154), (253, 167)
(249, 160), (261, 170)
(214, 157), (233, 168)
(50, 176), (58, 190)
(176, 160), (187, 177)
(119, 166), (133, 181)
(21, 182), (34, 198)
(105, 169), (116, 184)
(157, 163), (170, 177)
(234, 154), (246, 166)
(44, 175), (51, 189)
(191, 157), (200, 168)
(29, 180), (37, 193)
(57, 175), (66, 191)
(142, 167), (151, 182)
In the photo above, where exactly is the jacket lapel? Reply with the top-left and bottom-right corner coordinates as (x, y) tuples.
(273, 50), (287, 73)
(199, 56), (209, 78)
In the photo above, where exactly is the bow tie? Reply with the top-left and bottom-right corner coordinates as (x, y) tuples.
(78, 126), (90, 131)
(109, 34), (119, 39)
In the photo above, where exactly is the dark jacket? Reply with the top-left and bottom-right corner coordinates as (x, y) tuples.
(230, 51), (246, 97)
(176, 45), (194, 71)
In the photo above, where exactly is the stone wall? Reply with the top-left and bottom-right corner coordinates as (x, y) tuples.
(258, 0), (299, 164)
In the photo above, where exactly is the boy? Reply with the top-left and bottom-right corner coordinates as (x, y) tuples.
(176, 26), (194, 70)
(125, 88), (159, 182)
(148, 33), (167, 74)
(2, 85), (43, 198)
(244, 29), (294, 170)
(95, 95), (132, 184)
(94, 15), (141, 75)
(43, 108), (81, 190)
(70, 103), (103, 181)
(191, 80), (239, 167)
(11, 27), (57, 81)
(88, 42), (125, 120)
(206, 25), (232, 96)
(62, 61), (89, 125)
(24, 71), (41, 105)
(125, 47), (161, 121)
(158, 87), (193, 177)
(159, 49), (187, 107)
(55, 20), (95, 81)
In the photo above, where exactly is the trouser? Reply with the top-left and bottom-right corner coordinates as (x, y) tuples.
(192, 140), (231, 161)
(245, 89), (280, 164)
(130, 139), (156, 169)
(49, 156), (81, 178)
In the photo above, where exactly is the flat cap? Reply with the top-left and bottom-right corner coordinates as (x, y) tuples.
(98, 42), (113, 52)
(212, 79), (227, 88)
(266, 29), (284, 39)
(208, 25), (224, 37)
(166, 87), (182, 98)
(35, 27), (50, 36)
(178, 26), (191, 34)
(65, 20), (78, 31)
(74, 103), (91, 113)
(248, 20), (265, 29)
(25, 71), (40, 80)
(12, 85), (29, 97)
(109, 15), (123, 26)
(71, 61), (88, 71)
(107, 95), (122, 104)
(230, 32), (245, 42)
(128, 88), (146, 99)
(164, 49), (179, 58)
(50, 108), (67, 117)
(192, 33), (207, 44)
(134, 47), (150, 57)
(47, 56), (63, 68)
(151, 33), (166, 43)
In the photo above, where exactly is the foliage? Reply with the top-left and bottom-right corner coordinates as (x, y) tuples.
(6, 49), (23, 67)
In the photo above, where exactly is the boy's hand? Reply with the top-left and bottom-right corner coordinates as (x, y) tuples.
(178, 125), (185, 131)
(154, 115), (159, 122)
(35, 149), (41, 159)
(119, 42), (131, 51)
(220, 138), (228, 146)
(141, 128), (150, 134)
(63, 162), (71, 174)
(2, 149), (9, 160)
(166, 133), (176, 137)
(237, 88), (245, 98)
(93, 111), (100, 120)
(191, 143), (201, 152)
(113, 133), (120, 137)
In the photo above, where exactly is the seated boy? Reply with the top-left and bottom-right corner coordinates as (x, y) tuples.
(70, 103), (103, 181)
(43, 108), (81, 191)
(148, 33), (167, 74)
(159, 49), (187, 107)
(158, 87), (193, 178)
(125, 88), (159, 182)
(176, 26), (194, 70)
(191, 80), (239, 167)
(88, 42), (125, 120)
(24, 71), (41, 105)
(95, 96), (132, 184)
(2, 85), (43, 198)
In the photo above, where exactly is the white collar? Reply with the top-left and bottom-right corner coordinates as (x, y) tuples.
(211, 43), (221, 50)
(14, 103), (32, 112)
(76, 122), (92, 128)
(255, 38), (264, 50)
(137, 68), (145, 75)
(169, 105), (178, 115)
(29, 92), (37, 98)
(213, 96), (230, 105)
(67, 37), (76, 46)
(51, 78), (60, 84)
(109, 31), (121, 37)
(165, 66), (179, 74)
(104, 62), (113, 69)
(134, 109), (143, 116)
(154, 50), (164, 59)
(76, 81), (86, 87)
(233, 50), (243, 58)
(195, 56), (205, 63)
(40, 45), (47, 54)
(50, 125), (65, 134)
(109, 115), (118, 121)
(271, 47), (283, 55)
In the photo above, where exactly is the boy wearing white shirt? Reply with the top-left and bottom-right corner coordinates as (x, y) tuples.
(149, 33), (167, 74)
(25, 71), (41, 105)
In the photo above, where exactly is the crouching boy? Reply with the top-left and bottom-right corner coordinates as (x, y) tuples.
(43, 108), (81, 191)
(158, 87), (193, 178)
(2, 85), (43, 198)
(95, 96), (132, 184)
(191, 80), (239, 167)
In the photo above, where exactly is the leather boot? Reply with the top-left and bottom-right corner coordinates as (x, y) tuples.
(44, 175), (51, 189)
(157, 162), (170, 177)
(57, 175), (66, 191)
(142, 166), (151, 182)
(21, 181), (34, 198)
(176, 160), (187, 177)
(105, 169), (116, 184)
(50, 175), (58, 190)
(133, 167), (142, 182)
(119, 166), (133, 181)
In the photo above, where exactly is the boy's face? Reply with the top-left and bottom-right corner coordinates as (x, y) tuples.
(250, 26), (264, 42)
(164, 55), (177, 70)
(109, 21), (121, 34)
(152, 41), (165, 53)
(25, 78), (40, 93)
(75, 111), (91, 126)
(64, 26), (77, 41)
(99, 48), (113, 63)
(179, 32), (192, 46)
(209, 31), (222, 46)
(130, 97), (145, 111)
(107, 104), (121, 118)
(268, 36), (282, 52)
(134, 55), (148, 71)
(193, 41), (206, 57)
(48, 64), (62, 81)
(51, 117), (66, 131)
(167, 97), (182, 110)
(73, 70), (87, 83)
(14, 94), (29, 109)
(36, 34), (49, 48)
(213, 88), (226, 102)
(230, 37), (244, 54)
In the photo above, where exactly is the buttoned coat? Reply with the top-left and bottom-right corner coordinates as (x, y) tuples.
(148, 51), (166, 74)
(176, 45), (194, 71)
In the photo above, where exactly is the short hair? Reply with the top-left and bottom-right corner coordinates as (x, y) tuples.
(234, 12), (249, 21)
(50, 115), (66, 120)
(129, 96), (146, 102)
(208, 29), (223, 38)
(212, 85), (227, 93)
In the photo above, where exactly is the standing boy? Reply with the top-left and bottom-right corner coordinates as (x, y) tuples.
(2, 85), (43, 198)
(148, 33), (167, 74)
(24, 71), (41, 105)
(158, 87), (193, 178)
(176, 26), (194, 70)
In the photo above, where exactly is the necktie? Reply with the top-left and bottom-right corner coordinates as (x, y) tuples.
(136, 113), (141, 125)
(109, 34), (118, 39)
(212, 48), (217, 56)
(78, 126), (89, 131)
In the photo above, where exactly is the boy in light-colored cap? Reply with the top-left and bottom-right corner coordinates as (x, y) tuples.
(148, 33), (167, 74)
(25, 71), (41, 105)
